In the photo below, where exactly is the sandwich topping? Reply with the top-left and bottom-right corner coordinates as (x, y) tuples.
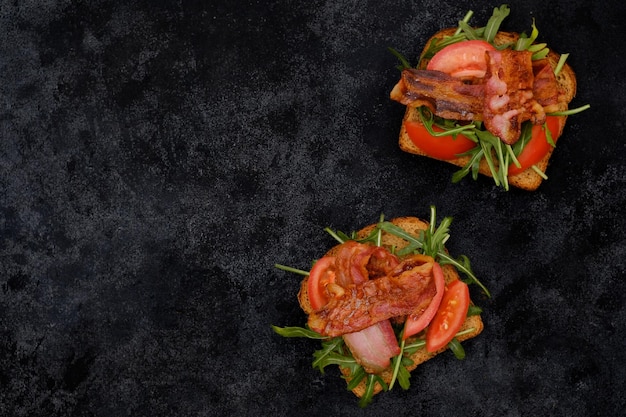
(483, 49), (546, 144)
(391, 69), (484, 120)
(307, 245), (436, 337)
(272, 207), (490, 407)
(389, 4), (589, 190)
(391, 41), (556, 145)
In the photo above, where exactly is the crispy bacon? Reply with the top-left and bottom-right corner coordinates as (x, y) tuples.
(483, 49), (545, 144)
(390, 68), (484, 121)
(334, 241), (399, 287)
(320, 242), (405, 373)
(390, 49), (563, 144)
(308, 254), (436, 337)
(532, 59), (560, 107)
(306, 242), (438, 373)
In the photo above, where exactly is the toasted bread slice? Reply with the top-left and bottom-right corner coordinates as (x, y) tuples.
(298, 216), (484, 398)
(396, 28), (577, 191)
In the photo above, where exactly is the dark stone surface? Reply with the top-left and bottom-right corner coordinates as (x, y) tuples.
(1, 1), (625, 416)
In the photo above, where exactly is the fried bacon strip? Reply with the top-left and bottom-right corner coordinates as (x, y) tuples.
(532, 59), (560, 108)
(390, 49), (561, 144)
(306, 242), (438, 373)
(308, 254), (436, 337)
(342, 321), (400, 374)
(483, 49), (545, 144)
(390, 68), (484, 121)
(318, 241), (404, 373)
(334, 241), (399, 286)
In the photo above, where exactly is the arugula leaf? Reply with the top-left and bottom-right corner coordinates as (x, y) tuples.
(514, 19), (539, 51)
(420, 11), (476, 62)
(378, 221), (424, 256)
(548, 104), (591, 116)
(389, 336), (413, 390)
(359, 374), (388, 408)
(387, 47), (412, 70)
(393, 360), (412, 390)
(324, 227), (349, 244)
(438, 252), (490, 297)
(447, 338), (466, 360)
(454, 10), (474, 35)
(544, 121), (556, 147)
(419, 111), (515, 191)
(510, 121), (534, 157)
(531, 165), (549, 180)
(483, 5), (510, 42)
(527, 42), (548, 53)
(274, 264), (309, 276)
(451, 146), (485, 183)
(403, 327), (477, 353)
(513, 19), (550, 60)
(403, 339), (425, 355)
(271, 325), (326, 339)
(531, 48), (550, 60)
(345, 366), (366, 390)
(318, 351), (361, 373)
(553, 53), (569, 76)
(272, 326), (366, 377)
(379, 206), (491, 297)
(312, 337), (346, 373)
(418, 107), (478, 140)
(458, 20), (481, 40)
(467, 305), (483, 316)
(476, 131), (498, 186)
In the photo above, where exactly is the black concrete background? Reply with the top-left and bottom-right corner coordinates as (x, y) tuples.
(1, 1), (625, 416)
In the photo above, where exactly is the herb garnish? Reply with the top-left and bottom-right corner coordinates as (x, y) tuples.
(272, 206), (488, 407)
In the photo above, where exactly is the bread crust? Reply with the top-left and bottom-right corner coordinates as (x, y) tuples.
(397, 28), (577, 191)
(297, 216), (484, 398)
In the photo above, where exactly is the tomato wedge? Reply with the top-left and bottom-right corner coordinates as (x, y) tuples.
(307, 256), (336, 311)
(425, 279), (470, 352)
(426, 40), (496, 78)
(508, 116), (564, 175)
(405, 120), (476, 160)
(403, 262), (445, 339)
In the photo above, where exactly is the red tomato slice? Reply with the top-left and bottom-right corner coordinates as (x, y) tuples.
(403, 262), (445, 339)
(508, 116), (564, 175)
(405, 120), (476, 160)
(307, 256), (336, 311)
(425, 279), (470, 353)
(427, 40), (496, 78)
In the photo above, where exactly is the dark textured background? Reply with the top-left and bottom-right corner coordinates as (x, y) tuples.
(1, 0), (625, 416)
